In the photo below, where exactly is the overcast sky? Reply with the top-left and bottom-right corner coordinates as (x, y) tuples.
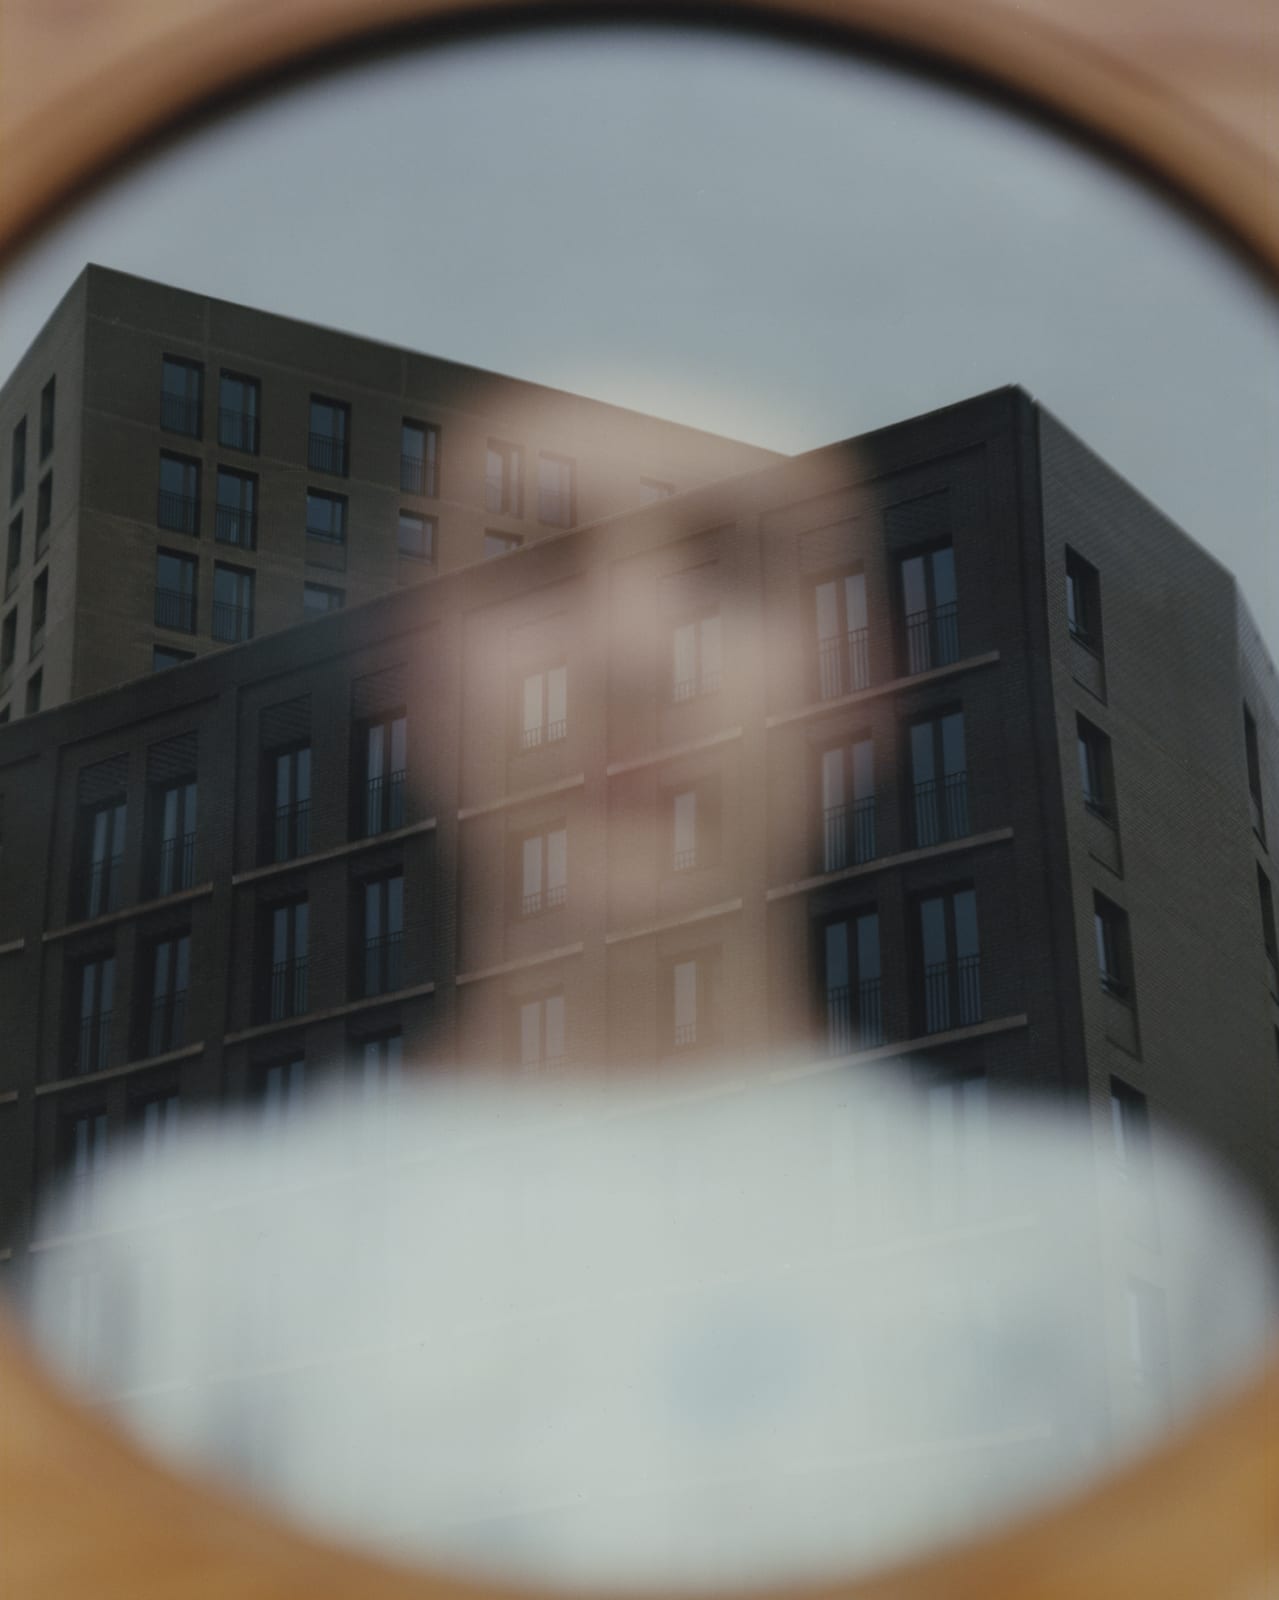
(1, 23), (1274, 645)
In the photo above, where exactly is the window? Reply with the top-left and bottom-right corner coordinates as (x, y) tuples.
(358, 713), (406, 838)
(669, 774), (721, 872)
(484, 531), (522, 559)
(218, 370), (260, 454)
(305, 489), (346, 544)
(157, 453), (200, 535)
(78, 797), (127, 919)
(1244, 705), (1266, 842)
(24, 668), (41, 715)
(73, 953), (115, 1072)
(485, 440), (522, 515)
(263, 899), (308, 1022)
(57, 1107), (108, 1220)
(308, 396), (349, 476)
(360, 872), (404, 998)
(212, 563), (254, 643)
(519, 664), (567, 750)
(1126, 1280), (1170, 1395)
(0, 608), (14, 672)
(268, 745), (311, 862)
(39, 376), (56, 460)
(160, 356), (203, 436)
(672, 612), (722, 702)
(822, 910), (883, 1053)
(514, 990), (566, 1070)
(910, 710), (968, 846)
(537, 453), (575, 526)
(1111, 1078), (1152, 1182)
(1094, 893), (1133, 999)
(639, 478), (674, 504)
(35, 473), (52, 539)
(255, 1056), (307, 1133)
(303, 582), (344, 616)
(899, 544), (958, 673)
(357, 1032), (403, 1096)
(9, 417), (25, 504)
(400, 420), (439, 496)
(519, 824), (568, 915)
(152, 646), (193, 673)
(1258, 867), (1279, 984)
(1077, 715), (1115, 821)
(1065, 547), (1102, 654)
(821, 737), (876, 871)
(27, 568), (46, 657)
(215, 468), (257, 548)
(151, 778), (197, 896)
(154, 549), (197, 633)
(6, 513), (21, 596)
(815, 571), (869, 699)
(917, 886), (981, 1033)
(143, 932), (190, 1057)
(131, 1088), (180, 1159)
(669, 951), (719, 1051)
(397, 511), (436, 562)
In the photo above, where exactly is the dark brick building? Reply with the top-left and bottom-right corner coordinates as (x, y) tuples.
(0, 382), (1276, 1444)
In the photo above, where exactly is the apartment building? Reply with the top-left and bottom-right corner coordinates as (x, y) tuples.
(0, 385), (1275, 1444)
(0, 265), (777, 715)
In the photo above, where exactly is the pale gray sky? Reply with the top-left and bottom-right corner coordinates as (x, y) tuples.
(2, 23), (1274, 643)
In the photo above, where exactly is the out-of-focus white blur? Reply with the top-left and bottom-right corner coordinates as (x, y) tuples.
(22, 1066), (1277, 1590)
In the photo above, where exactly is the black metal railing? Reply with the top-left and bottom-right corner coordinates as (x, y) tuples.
(155, 830), (196, 896)
(212, 601), (253, 643)
(922, 954), (982, 1034)
(76, 1011), (112, 1074)
(904, 602), (960, 675)
(545, 882), (567, 909)
(363, 770), (406, 837)
(822, 798), (877, 872)
(308, 432), (348, 476)
(157, 491), (198, 535)
(160, 395), (200, 436)
(147, 990), (187, 1058)
(674, 846), (697, 872)
(400, 454), (429, 495)
(674, 1021), (697, 1047)
(817, 627), (870, 701)
(82, 854), (124, 919)
(362, 933), (403, 998)
(825, 977), (884, 1055)
(268, 958), (309, 1022)
(674, 668), (720, 704)
(218, 408), (259, 454)
(154, 587), (195, 632)
(913, 771), (969, 848)
(214, 505), (256, 548)
(273, 800), (311, 863)
(547, 717), (566, 742)
(519, 725), (543, 751)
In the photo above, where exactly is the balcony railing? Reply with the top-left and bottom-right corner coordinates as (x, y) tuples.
(362, 933), (404, 999)
(674, 846), (697, 872)
(825, 978), (884, 1055)
(904, 602), (960, 675)
(154, 587), (195, 632)
(922, 954), (982, 1035)
(160, 395), (200, 436)
(157, 491), (199, 536)
(817, 627), (870, 701)
(211, 601), (253, 643)
(214, 505), (256, 548)
(155, 830), (196, 896)
(273, 800), (311, 863)
(363, 769), (406, 837)
(308, 432), (348, 476)
(268, 958), (309, 1022)
(218, 408), (259, 454)
(673, 1021), (698, 1047)
(400, 454), (429, 495)
(913, 772), (969, 848)
(147, 990), (187, 1058)
(822, 797), (877, 873)
(83, 854), (124, 919)
(674, 668), (720, 704)
(76, 1011), (112, 1075)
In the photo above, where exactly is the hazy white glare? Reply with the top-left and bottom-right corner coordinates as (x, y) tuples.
(23, 1065), (1277, 1590)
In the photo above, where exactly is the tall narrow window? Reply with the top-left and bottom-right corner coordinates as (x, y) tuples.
(899, 544), (958, 673)
(910, 711), (968, 846)
(215, 468), (257, 548)
(157, 453), (200, 536)
(29, 567), (47, 657)
(24, 668), (41, 716)
(1258, 867), (1279, 985)
(269, 745), (311, 862)
(1244, 705), (1266, 843)
(400, 420), (439, 496)
(821, 737), (876, 871)
(79, 797), (127, 919)
(358, 1032), (403, 1095)
(73, 954), (115, 1074)
(58, 1107), (108, 1221)
(520, 664), (568, 749)
(537, 453), (575, 526)
(520, 825), (568, 915)
(154, 549), (197, 633)
(160, 356), (203, 437)
(305, 489), (346, 544)
(132, 1089), (181, 1159)
(397, 511), (436, 562)
(218, 371), (260, 454)
(918, 886), (981, 1034)
(145, 932), (190, 1057)
(361, 872), (405, 998)
(672, 612), (722, 701)
(485, 440), (522, 515)
(669, 775), (721, 872)
(212, 564), (254, 643)
(39, 376), (56, 459)
(359, 713), (407, 837)
(35, 473), (52, 540)
(6, 513), (21, 597)
(669, 951), (719, 1051)
(1065, 548), (1103, 655)
(308, 396), (349, 476)
(1077, 715), (1115, 820)
(1110, 1078), (1152, 1183)
(516, 991), (565, 1070)
(264, 899), (308, 1022)
(823, 911), (883, 1054)
(152, 778), (197, 896)
(815, 571), (869, 699)
(0, 608), (14, 672)
(1094, 893), (1132, 999)
(9, 417), (25, 504)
